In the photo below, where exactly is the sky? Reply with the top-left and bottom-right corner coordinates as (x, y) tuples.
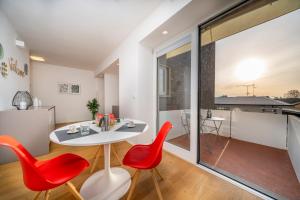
(215, 9), (300, 98)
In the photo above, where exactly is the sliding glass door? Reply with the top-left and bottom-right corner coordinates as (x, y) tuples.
(157, 36), (192, 151)
(198, 1), (300, 199)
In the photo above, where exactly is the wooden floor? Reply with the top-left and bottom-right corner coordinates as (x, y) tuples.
(0, 136), (260, 199)
(200, 134), (300, 200)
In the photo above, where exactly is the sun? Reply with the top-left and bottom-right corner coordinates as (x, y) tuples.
(235, 58), (266, 82)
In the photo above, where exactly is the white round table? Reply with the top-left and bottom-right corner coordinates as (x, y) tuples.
(49, 119), (148, 200)
(200, 116), (225, 135)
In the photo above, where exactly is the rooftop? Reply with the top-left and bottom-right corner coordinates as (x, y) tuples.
(215, 96), (291, 106)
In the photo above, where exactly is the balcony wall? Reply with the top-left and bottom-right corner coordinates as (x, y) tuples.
(288, 115), (300, 181)
(202, 109), (287, 149)
(159, 110), (186, 140)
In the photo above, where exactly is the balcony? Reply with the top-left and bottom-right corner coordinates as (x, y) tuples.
(200, 107), (300, 200)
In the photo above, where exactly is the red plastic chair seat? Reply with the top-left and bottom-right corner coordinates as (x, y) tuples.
(123, 145), (155, 169)
(123, 121), (172, 170)
(36, 153), (89, 187)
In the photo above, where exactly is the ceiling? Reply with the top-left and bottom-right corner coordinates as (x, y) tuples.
(0, 0), (161, 70)
(97, 59), (119, 78)
(142, 0), (240, 48)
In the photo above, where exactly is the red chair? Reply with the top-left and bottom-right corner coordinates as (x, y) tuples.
(0, 135), (89, 200)
(90, 113), (122, 173)
(123, 121), (173, 200)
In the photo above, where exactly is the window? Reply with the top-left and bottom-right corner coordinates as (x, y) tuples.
(158, 65), (171, 97)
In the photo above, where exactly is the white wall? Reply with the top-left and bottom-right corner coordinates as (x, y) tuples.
(104, 69), (119, 114)
(159, 110), (187, 140)
(232, 111), (287, 149)
(288, 116), (300, 182)
(31, 62), (98, 123)
(135, 44), (156, 144)
(201, 109), (287, 149)
(0, 11), (30, 111)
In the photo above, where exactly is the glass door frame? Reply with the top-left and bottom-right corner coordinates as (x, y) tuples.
(154, 32), (198, 163)
(196, 1), (285, 199)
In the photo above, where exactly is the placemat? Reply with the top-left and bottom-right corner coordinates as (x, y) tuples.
(115, 123), (146, 132)
(55, 127), (98, 142)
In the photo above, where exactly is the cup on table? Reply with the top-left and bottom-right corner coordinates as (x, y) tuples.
(127, 120), (135, 127)
(69, 125), (77, 133)
(129, 121), (134, 126)
(80, 123), (90, 135)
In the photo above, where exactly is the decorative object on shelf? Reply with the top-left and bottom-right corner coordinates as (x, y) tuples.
(70, 84), (80, 94)
(33, 97), (42, 107)
(9, 57), (18, 71)
(24, 63), (28, 75)
(12, 91), (33, 110)
(0, 43), (4, 60)
(8, 57), (25, 77)
(38, 99), (42, 107)
(33, 97), (39, 107)
(1, 62), (8, 77)
(86, 98), (99, 120)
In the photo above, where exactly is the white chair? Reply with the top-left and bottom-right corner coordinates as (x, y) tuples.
(180, 110), (191, 136)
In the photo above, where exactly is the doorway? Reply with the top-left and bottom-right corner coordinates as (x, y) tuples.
(103, 59), (119, 117)
(156, 36), (192, 151)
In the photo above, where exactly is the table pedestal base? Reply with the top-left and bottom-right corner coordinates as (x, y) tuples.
(80, 167), (131, 200)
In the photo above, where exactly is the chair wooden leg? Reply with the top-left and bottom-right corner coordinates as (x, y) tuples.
(33, 191), (42, 200)
(127, 170), (140, 200)
(65, 181), (84, 200)
(131, 170), (137, 178)
(44, 190), (50, 200)
(151, 170), (163, 200)
(112, 145), (122, 166)
(90, 145), (102, 173)
(154, 167), (163, 181)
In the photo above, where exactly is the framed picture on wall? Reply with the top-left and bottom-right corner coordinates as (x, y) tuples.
(58, 83), (81, 95)
(70, 84), (80, 95)
(58, 83), (69, 94)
